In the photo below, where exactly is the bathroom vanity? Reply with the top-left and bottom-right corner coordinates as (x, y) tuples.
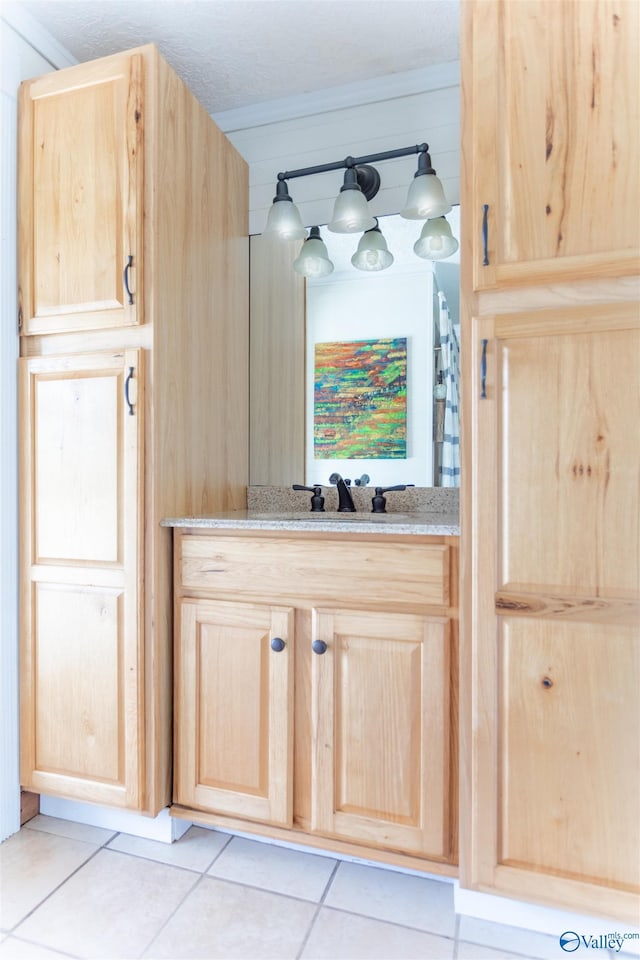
(164, 509), (460, 875)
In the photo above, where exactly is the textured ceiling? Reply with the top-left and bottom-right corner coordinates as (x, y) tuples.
(18, 0), (460, 115)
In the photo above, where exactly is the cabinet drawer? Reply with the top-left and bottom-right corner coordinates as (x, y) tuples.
(178, 534), (449, 608)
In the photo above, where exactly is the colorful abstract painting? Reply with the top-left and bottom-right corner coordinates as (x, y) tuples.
(314, 337), (407, 458)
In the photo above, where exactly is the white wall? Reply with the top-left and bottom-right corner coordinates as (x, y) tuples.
(0, 4), (76, 843)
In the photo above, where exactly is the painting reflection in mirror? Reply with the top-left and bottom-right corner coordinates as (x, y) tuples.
(313, 337), (407, 459)
(305, 210), (460, 488)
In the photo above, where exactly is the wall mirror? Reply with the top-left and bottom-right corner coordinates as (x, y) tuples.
(305, 208), (459, 488)
(248, 207), (460, 489)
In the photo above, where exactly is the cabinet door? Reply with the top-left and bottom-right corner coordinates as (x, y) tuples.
(18, 52), (144, 334)
(19, 349), (144, 808)
(311, 608), (452, 860)
(465, 304), (640, 921)
(175, 598), (294, 826)
(464, 0), (640, 290)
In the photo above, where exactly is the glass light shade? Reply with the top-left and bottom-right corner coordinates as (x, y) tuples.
(413, 217), (459, 260)
(292, 228), (334, 278)
(401, 173), (452, 220)
(264, 197), (306, 240)
(351, 225), (394, 272)
(328, 170), (376, 233)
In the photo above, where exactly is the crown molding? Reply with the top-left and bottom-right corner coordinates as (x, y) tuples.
(1, 2), (77, 70)
(213, 60), (460, 133)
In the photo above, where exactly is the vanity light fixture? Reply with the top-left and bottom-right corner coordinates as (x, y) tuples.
(351, 219), (394, 272)
(328, 166), (378, 234)
(292, 226), (334, 278)
(263, 179), (306, 240)
(264, 142), (456, 270)
(400, 149), (452, 220)
(413, 216), (459, 260)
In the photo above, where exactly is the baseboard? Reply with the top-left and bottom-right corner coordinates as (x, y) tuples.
(39, 796), (191, 843)
(455, 885), (640, 952)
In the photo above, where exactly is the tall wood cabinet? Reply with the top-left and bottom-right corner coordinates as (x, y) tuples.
(460, 0), (640, 923)
(18, 46), (249, 814)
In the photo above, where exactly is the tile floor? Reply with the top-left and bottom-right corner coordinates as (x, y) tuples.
(0, 816), (621, 959)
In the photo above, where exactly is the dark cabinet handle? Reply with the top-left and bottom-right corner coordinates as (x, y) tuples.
(123, 254), (134, 305)
(271, 637), (285, 652)
(312, 640), (327, 655)
(125, 366), (135, 415)
(482, 204), (489, 266)
(480, 339), (488, 399)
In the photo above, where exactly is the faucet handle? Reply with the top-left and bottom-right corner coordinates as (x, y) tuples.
(292, 484), (325, 512)
(371, 484), (410, 514)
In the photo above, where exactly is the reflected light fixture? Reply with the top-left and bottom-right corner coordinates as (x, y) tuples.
(292, 226), (334, 278)
(264, 143), (455, 272)
(414, 217), (459, 260)
(351, 219), (394, 272)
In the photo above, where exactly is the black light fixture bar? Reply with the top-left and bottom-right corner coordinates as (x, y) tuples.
(276, 142), (429, 182)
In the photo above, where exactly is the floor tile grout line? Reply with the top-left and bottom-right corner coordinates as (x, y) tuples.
(455, 940), (557, 960)
(199, 868), (340, 907)
(4, 931), (84, 959)
(199, 830), (235, 874)
(136, 870), (205, 960)
(25, 820), (121, 848)
(101, 831), (235, 876)
(302, 902), (458, 948)
(295, 859), (342, 960)
(6, 830), (117, 936)
(98, 844), (224, 880)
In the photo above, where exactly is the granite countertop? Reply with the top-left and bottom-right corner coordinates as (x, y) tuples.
(161, 510), (460, 536)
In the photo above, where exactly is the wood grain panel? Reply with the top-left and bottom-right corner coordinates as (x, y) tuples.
(249, 234), (305, 485)
(180, 534), (449, 609)
(311, 608), (450, 859)
(498, 321), (640, 596)
(19, 349), (143, 808)
(175, 599), (294, 826)
(499, 617), (640, 892)
(34, 585), (123, 782)
(19, 53), (143, 333)
(461, 0), (640, 923)
(469, 0), (640, 290)
(34, 369), (119, 563)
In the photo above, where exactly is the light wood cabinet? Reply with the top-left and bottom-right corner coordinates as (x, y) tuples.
(20, 350), (143, 807)
(461, 0), (640, 923)
(19, 53), (144, 335)
(18, 46), (249, 814)
(466, 0), (640, 290)
(310, 608), (451, 860)
(175, 598), (294, 826)
(173, 529), (459, 873)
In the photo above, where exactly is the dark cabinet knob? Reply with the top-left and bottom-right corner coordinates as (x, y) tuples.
(312, 640), (327, 655)
(271, 637), (285, 652)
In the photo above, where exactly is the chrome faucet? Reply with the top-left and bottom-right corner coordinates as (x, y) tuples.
(329, 473), (356, 512)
